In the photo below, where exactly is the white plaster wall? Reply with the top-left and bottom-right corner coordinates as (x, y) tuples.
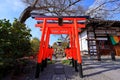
(79, 30), (88, 52)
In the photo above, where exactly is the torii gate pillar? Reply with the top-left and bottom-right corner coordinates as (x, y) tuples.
(31, 15), (89, 79)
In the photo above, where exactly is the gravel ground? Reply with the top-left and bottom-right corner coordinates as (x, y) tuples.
(2, 56), (120, 80)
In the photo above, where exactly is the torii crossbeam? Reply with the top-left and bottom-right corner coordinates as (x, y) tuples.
(31, 14), (89, 79)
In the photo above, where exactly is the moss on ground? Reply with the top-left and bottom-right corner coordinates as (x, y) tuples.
(61, 60), (71, 65)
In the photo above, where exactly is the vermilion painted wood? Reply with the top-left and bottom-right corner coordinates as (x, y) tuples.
(37, 19), (47, 63)
(34, 17), (87, 64)
(35, 17), (86, 21)
(74, 19), (82, 63)
(43, 27), (49, 60)
(35, 23), (85, 28)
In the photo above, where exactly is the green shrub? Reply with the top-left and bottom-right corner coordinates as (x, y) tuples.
(61, 60), (71, 65)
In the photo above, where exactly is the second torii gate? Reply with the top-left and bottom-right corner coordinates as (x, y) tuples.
(31, 14), (89, 78)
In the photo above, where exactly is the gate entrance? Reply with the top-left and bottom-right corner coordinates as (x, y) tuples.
(32, 15), (89, 78)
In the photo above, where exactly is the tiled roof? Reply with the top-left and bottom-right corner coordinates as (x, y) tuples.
(87, 19), (120, 27)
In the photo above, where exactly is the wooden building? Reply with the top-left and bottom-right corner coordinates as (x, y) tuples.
(80, 19), (120, 56)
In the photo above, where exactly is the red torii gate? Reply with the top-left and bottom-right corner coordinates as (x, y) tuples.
(32, 14), (89, 78)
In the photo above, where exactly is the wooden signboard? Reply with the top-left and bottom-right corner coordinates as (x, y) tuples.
(95, 29), (116, 35)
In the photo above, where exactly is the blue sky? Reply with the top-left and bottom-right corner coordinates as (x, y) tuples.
(0, 0), (94, 45)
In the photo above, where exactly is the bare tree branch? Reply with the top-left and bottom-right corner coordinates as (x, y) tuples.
(19, 0), (39, 23)
(62, 0), (81, 11)
(86, 0), (120, 19)
(19, 6), (33, 23)
(31, 0), (39, 7)
(20, 0), (83, 23)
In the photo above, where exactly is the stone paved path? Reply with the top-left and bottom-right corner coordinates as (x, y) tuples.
(2, 56), (120, 80)
(35, 56), (120, 80)
(38, 61), (79, 80)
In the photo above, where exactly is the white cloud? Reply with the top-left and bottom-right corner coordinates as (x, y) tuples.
(0, 0), (25, 13)
(6, 0), (25, 11)
(0, 0), (26, 20)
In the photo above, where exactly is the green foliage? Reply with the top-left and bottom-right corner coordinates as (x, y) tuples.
(0, 19), (32, 78)
(61, 42), (69, 49)
(47, 60), (56, 64)
(52, 41), (69, 49)
(52, 41), (69, 58)
(61, 60), (70, 65)
(30, 37), (40, 54)
(52, 42), (58, 49)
